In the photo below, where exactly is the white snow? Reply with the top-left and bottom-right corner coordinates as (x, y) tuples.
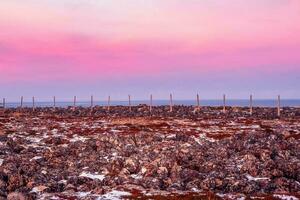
(0, 159), (3, 166)
(166, 134), (176, 139)
(30, 156), (42, 161)
(191, 187), (200, 192)
(70, 135), (89, 142)
(217, 193), (246, 200)
(58, 122), (67, 127)
(110, 129), (122, 133)
(28, 137), (43, 143)
(274, 194), (299, 200)
(246, 175), (270, 181)
(77, 192), (91, 198)
(251, 125), (260, 129)
(51, 129), (58, 134)
(192, 136), (202, 145)
(79, 172), (105, 181)
(58, 179), (67, 184)
(112, 152), (118, 157)
(131, 174), (142, 179)
(97, 190), (131, 200)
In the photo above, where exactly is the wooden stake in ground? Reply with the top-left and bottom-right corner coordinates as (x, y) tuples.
(53, 96), (56, 109)
(90, 95), (94, 108)
(169, 94), (173, 112)
(20, 96), (23, 108)
(277, 95), (281, 117)
(150, 94), (153, 112)
(223, 94), (226, 113)
(128, 95), (132, 112)
(250, 94), (253, 115)
(107, 96), (111, 111)
(196, 94), (200, 110)
(32, 96), (35, 111)
(73, 96), (76, 108)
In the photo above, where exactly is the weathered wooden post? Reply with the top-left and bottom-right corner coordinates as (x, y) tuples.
(250, 94), (253, 115)
(107, 96), (111, 111)
(150, 94), (153, 113)
(3, 98), (5, 109)
(277, 95), (281, 117)
(223, 94), (226, 113)
(128, 95), (132, 112)
(20, 96), (23, 108)
(32, 96), (35, 111)
(196, 94), (200, 110)
(73, 96), (76, 109)
(169, 94), (173, 112)
(53, 96), (56, 109)
(90, 95), (94, 108)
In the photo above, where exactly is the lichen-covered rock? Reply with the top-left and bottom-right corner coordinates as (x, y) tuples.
(0, 106), (299, 199)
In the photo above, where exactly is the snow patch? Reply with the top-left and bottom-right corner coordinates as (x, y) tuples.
(28, 137), (43, 143)
(110, 129), (122, 133)
(246, 175), (270, 181)
(51, 129), (58, 134)
(80, 172), (105, 181)
(30, 156), (43, 161)
(274, 194), (299, 200)
(166, 134), (176, 139)
(70, 135), (89, 142)
(192, 136), (202, 145)
(131, 174), (142, 179)
(217, 193), (246, 200)
(77, 191), (91, 198)
(58, 179), (67, 184)
(97, 190), (131, 200)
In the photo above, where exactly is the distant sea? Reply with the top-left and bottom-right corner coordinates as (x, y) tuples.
(3, 99), (300, 108)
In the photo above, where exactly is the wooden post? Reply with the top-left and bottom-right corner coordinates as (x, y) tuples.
(53, 96), (56, 109)
(150, 94), (153, 112)
(20, 96), (23, 108)
(223, 94), (226, 113)
(128, 95), (132, 112)
(107, 96), (111, 111)
(90, 95), (94, 108)
(250, 94), (253, 115)
(169, 94), (173, 112)
(32, 96), (35, 111)
(196, 94), (200, 110)
(73, 96), (76, 108)
(277, 95), (281, 117)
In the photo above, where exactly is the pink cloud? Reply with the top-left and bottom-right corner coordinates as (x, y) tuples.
(0, 0), (300, 86)
(1, 31), (300, 84)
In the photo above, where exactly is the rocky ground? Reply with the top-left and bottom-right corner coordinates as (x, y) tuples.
(0, 106), (299, 200)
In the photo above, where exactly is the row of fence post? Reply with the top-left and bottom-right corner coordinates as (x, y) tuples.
(1, 94), (283, 117)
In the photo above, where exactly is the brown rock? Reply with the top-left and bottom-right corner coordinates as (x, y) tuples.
(215, 178), (223, 188)
(8, 175), (24, 192)
(7, 192), (26, 200)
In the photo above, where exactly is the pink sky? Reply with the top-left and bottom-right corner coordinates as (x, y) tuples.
(0, 0), (300, 99)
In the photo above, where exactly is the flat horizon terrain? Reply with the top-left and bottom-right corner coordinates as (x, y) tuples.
(1, 99), (300, 108)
